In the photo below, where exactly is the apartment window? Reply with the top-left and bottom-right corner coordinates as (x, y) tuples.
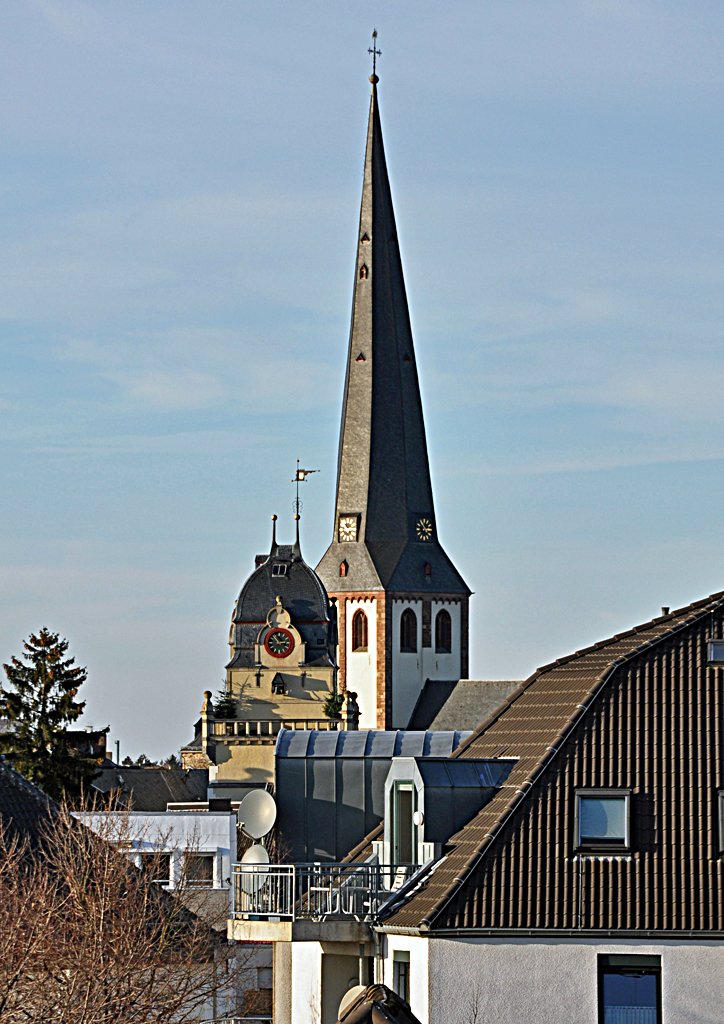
(400, 609), (417, 653)
(393, 950), (410, 1004)
(184, 853), (214, 886)
(392, 782), (416, 864)
(577, 791), (630, 849)
(138, 852), (170, 884)
(352, 609), (368, 652)
(435, 609), (452, 653)
(598, 954), (660, 1024)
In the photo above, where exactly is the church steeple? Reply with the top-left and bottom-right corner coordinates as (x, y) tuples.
(317, 74), (468, 596)
(316, 66), (469, 729)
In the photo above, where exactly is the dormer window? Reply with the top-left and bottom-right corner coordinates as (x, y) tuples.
(271, 564), (287, 577)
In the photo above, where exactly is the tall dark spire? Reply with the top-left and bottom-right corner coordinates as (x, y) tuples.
(317, 78), (469, 597)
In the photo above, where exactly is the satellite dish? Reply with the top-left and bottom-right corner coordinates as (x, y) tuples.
(338, 986), (367, 1022)
(238, 789), (277, 840)
(239, 842), (270, 894)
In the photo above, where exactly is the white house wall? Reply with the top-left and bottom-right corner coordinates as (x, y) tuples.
(417, 936), (724, 1024)
(345, 597), (377, 729)
(290, 942), (322, 1024)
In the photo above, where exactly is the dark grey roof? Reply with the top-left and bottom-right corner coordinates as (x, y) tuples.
(92, 767), (208, 810)
(406, 680), (459, 729)
(316, 81), (469, 597)
(229, 519), (336, 670)
(234, 555), (330, 626)
(275, 729), (472, 759)
(0, 760), (58, 852)
(426, 680), (523, 732)
(233, 520), (329, 622)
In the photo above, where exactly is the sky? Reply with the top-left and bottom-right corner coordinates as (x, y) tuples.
(2, 0), (724, 760)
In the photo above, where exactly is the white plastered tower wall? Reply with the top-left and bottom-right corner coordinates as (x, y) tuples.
(391, 599), (423, 728)
(345, 596), (378, 729)
(390, 599), (462, 728)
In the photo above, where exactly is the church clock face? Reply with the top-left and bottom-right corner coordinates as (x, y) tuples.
(265, 628), (294, 658)
(338, 516), (358, 542)
(416, 517), (433, 541)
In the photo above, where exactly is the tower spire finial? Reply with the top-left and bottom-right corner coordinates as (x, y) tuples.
(269, 514), (278, 556)
(368, 29), (380, 84)
(292, 513), (301, 559)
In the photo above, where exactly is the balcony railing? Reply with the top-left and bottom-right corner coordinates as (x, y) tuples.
(231, 862), (415, 922)
(212, 719), (340, 738)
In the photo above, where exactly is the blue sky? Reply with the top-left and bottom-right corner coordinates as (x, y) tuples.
(2, 0), (724, 759)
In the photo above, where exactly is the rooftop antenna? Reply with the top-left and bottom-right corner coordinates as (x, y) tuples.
(291, 460), (318, 517)
(368, 29), (381, 82)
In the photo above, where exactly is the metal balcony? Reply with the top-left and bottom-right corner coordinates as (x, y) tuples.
(231, 862), (415, 922)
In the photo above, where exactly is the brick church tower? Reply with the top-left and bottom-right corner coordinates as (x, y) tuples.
(316, 72), (470, 729)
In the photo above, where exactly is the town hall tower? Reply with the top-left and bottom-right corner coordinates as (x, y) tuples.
(316, 73), (470, 729)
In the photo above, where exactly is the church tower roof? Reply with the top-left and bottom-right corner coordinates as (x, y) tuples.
(317, 75), (469, 596)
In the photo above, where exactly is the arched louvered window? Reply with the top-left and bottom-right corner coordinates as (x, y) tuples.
(352, 609), (368, 652)
(435, 609), (452, 654)
(400, 608), (417, 653)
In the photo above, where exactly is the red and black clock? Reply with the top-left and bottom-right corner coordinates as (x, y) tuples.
(265, 628), (295, 658)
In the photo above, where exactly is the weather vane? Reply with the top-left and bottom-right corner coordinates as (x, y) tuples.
(291, 460), (319, 516)
(368, 29), (381, 78)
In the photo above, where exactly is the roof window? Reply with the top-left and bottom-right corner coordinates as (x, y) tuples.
(576, 791), (630, 849)
(708, 640), (724, 664)
(271, 564), (287, 577)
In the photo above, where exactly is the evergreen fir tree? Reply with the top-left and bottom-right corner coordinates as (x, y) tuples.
(323, 692), (343, 719)
(0, 628), (101, 803)
(214, 685), (237, 719)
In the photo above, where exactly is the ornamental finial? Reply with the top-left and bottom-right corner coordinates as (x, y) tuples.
(368, 29), (381, 83)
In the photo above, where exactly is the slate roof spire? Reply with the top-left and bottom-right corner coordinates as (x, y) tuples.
(317, 75), (469, 595)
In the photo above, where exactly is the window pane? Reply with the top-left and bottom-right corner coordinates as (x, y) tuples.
(602, 971), (658, 1024)
(580, 797), (626, 841)
(185, 854), (214, 884)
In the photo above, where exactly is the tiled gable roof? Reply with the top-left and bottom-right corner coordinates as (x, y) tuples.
(383, 590), (724, 930)
(0, 759), (59, 853)
(91, 767), (209, 810)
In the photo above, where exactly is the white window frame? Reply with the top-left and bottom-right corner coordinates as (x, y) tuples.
(575, 789), (631, 850)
